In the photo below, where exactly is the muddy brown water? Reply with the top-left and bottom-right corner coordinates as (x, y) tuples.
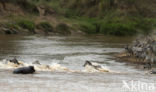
(0, 35), (155, 92)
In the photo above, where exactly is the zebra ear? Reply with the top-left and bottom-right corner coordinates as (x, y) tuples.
(83, 61), (87, 67)
(86, 61), (92, 65)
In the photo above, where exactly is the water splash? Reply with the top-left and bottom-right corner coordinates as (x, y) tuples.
(82, 62), (110, 73)
(0, 59), (116, 73)
(0, 59), (69, 72)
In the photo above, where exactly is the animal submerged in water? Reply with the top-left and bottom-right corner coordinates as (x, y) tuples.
(9, 58), (20, 65)
(13, 66), (35, 74)
(143, 62), (152, 70)
(32, 60), (41, 65)
(83, 61), (109, 72)
(3, 58), (24, 67)
(150, 71), (156, 74)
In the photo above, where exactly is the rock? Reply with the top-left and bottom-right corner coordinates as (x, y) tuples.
(37, 5), (45, 16)
(4, 28), (11, 34)
(37, 5), (55, 16)
(2, 28), (18, 34)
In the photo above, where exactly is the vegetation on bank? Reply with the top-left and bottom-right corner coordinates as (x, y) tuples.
(74, 17), (156, 36)
(0, 18), (71, 35)
(36, 22), (53, 32)
(0, 19), (35, 34)
(55, 23), (71, 35)
(0, 0), (155, 36)
(17, 19), (35, 33)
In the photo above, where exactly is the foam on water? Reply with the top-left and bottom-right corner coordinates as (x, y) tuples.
(82, 62), (110, 73)
(0, 59), (114, 73)
(0, 59), (70, 72)
(35, 63), (69, 72)
(0, 59), (25, 69)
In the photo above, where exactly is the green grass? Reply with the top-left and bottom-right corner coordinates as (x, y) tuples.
(2, 22), (19, 30)
(79, 23), (96, 34)
(99, 22), (137, 36)
(36, 21), (53, 32)
(134, 18), (156, 35)
(17, 19), (35, 32)
(65, 16), (156, 36)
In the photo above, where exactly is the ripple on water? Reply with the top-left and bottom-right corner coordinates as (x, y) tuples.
(0, 35), (155, 92)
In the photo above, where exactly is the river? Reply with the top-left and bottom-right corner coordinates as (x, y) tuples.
(0, 35), (155, 92)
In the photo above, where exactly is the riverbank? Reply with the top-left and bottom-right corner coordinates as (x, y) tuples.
(0, 0), (155, 36)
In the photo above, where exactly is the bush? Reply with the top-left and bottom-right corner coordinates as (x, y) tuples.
(65, 9), (78, 18)
(3, 22), (19, 30)
(79, 22), (96, 34)
(55, 23), (71, 35)
(100, 22), (137, 36)
(36, 22), (53, 32)
(134, 18), (155, 35)
(17, 19), (35, 32)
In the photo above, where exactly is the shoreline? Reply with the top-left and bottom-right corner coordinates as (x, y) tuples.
(116, 52), (148, 64)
